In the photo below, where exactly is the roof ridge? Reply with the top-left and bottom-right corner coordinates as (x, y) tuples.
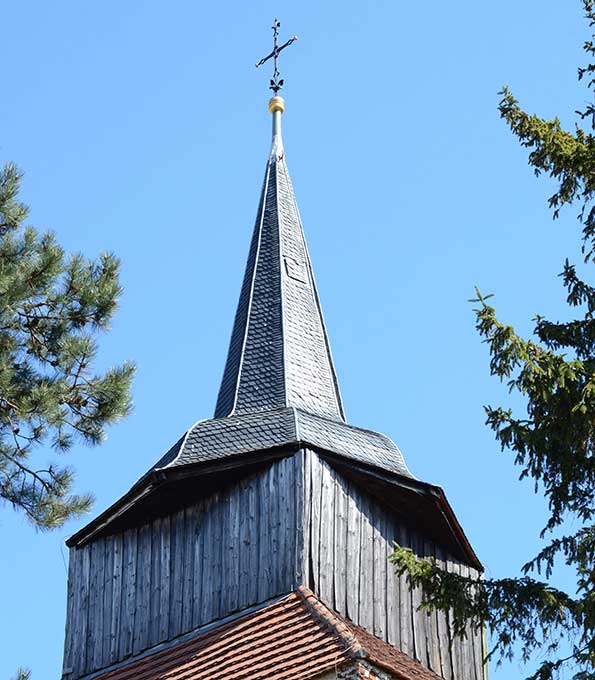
(295, 586), (367, 662)
(155, 417), (208, 470)
(282, 156), (346, 422)
(297, 587), (446, 680)
(336, 614), (445, 680)
(275, 159), (289, 411)
(229, 160), (272, 417)
(89, 588), (447, 680)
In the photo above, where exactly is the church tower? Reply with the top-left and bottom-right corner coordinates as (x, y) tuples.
(60, 25), (485, 680)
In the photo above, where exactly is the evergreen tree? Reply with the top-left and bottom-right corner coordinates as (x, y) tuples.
(0, 162), (134, 530)
(391, 3), (595, 678)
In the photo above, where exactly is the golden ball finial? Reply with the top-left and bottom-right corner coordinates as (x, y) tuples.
(269, 96), (285, 114)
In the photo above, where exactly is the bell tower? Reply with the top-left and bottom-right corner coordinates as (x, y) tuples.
(60, 24), (485, 680)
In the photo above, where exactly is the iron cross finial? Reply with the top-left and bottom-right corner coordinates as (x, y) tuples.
(255, 19), (298, 94)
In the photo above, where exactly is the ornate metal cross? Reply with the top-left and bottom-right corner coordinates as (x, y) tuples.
(255, 19), (298, 94)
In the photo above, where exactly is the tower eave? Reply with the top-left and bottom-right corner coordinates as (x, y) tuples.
(65, 412), (481, 574)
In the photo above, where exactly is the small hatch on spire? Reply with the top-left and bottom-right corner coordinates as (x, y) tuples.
(255, 19), (298, 95)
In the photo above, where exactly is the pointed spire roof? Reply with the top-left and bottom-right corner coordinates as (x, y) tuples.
(215, 97), (345, 421)
(67, 93), (429, 549)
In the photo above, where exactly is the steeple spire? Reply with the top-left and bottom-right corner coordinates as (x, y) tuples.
(60, 27), (484, 680)
(214, 64), (345, 421)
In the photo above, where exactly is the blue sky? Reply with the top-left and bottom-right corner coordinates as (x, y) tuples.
(0, 1), (588, 678)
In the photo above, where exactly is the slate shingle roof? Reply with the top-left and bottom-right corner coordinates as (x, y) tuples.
(202, 113), (412, 478)
(71, 107), (415, 546)
(155, 406), (412, 477)
(214, 125), (345, 422)
(92, 588), (442, 680)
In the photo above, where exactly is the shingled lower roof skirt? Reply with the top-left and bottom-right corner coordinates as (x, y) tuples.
(214, 98), (345, 421)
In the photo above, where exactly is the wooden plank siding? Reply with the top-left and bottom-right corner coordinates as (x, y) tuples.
(63, 457), (300, 680)
(303, 450), (485, 680)
(62, 449), (485, 680)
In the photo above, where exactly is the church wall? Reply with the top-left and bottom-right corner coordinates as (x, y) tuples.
(301, 449), (485, 680)
(62, 455), (301, 680)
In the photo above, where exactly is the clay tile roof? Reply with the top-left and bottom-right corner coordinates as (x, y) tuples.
(92, 588), (442, 680)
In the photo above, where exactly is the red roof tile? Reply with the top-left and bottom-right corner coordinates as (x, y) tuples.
(94, 588), (442, 680)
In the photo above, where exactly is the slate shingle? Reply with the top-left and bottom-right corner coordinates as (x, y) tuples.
(155, 407), (411, 478)
(160, 125), (412, 479)
(213, 138), (345, 421)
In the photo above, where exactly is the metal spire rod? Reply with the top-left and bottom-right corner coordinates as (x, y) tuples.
(255, 19), (298, 94)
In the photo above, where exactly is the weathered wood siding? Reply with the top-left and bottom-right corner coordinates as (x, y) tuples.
(62, 449), (485, 680)
(62, 456), (300, 680)
(301, 450), (485, 680)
